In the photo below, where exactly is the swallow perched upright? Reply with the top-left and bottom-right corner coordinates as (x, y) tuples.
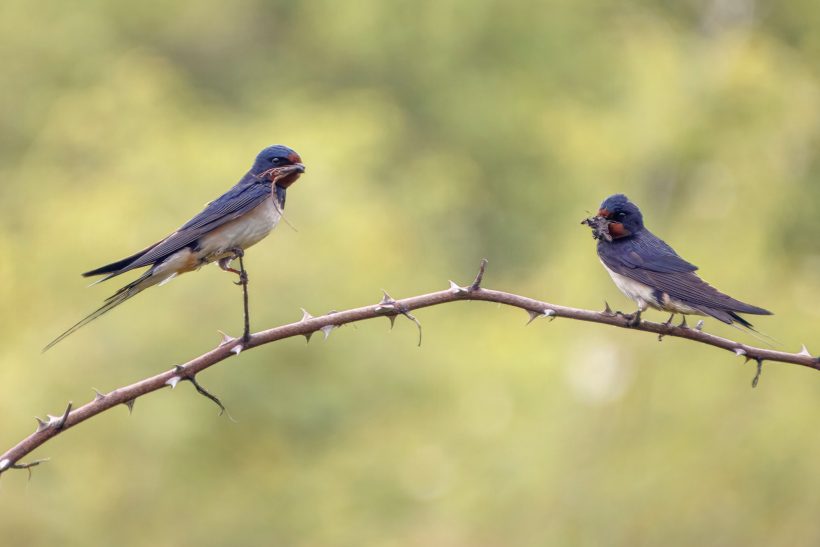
(45, 144), (305, 351)
(583, 194), (771, 328)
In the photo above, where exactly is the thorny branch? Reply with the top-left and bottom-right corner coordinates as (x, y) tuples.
(1, 260), (817, 476)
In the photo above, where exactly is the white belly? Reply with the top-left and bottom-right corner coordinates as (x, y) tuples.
(197, 196), (281, 262)
(601, 261), (702, 315)
(602, 262), (656, 311)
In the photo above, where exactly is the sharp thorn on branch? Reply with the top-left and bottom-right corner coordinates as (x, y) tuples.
(469, 258), (488, 291)
(0, 459), (9, 471)
(379, 290), (395, 306)
(299, 308), (314, 322)
(799, 344), (812, 357)
(124, 399), (136, 414)
(230, 344), (243, 355)
(448, 280), (469, 295)
(695, 320), (704, 331)
(92, 388), (106, 401)
(53, 402), (72, 430)
(735, 348), (747, 357)
(525, 310), (541, 325)
(387, 314), (397, 329)
(602, 301), (613, 315)
(217, 330), (236, 347)
(303, 332), (313, 343)
(166, 376), (182, 389)
(35, 417), (48, 433)
(752, 358), (764, 388)
(321, 325), (335, 340)
(544, 309), (556, 321)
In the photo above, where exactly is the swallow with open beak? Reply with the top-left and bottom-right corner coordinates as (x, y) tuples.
(45, 144), (305, 350)
(583, 194), (772, 328)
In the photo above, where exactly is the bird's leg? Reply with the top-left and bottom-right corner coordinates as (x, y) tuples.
(657, 312), (675, 341)
(678, 316), (688, 329)
(222, 248), (251, 343)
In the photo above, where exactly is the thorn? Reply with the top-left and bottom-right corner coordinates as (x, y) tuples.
(752, 358), (764, 388)
(217, 330), (235, 347)
(124, 399), (135, 414)
(166, 376), (182, 389)
(544, 309), (556, 321)
(303, 332), (313, 343)
(299, 308), (314, 322)
(695, 320), (704, 331)
(799, 344), (812, 357)
(602, 301), (613, 315)
(230, 344), (243, 355)
(35, 417), (48, 433)
(0, 459), (8, 471)
(92, 388), (106, 401)
(448, 280), (468, 295)
(735, 348), (747, 357)
(525, 310), (541, 325)
(52, 402), (72, 430)
(174, 364), (185, 373)
(321, 325), (335, 340)
(379, 290), (394, 306)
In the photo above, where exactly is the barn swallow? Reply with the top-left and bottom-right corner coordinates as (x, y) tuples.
(44, 144), (305, 351)
(583, 194), (771, 328)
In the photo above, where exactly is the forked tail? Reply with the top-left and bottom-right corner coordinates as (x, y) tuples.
(43, 272), (151, 352)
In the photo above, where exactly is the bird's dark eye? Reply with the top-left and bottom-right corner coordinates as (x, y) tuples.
(270, 157), (282, 165)
(616, 211), (627, 219)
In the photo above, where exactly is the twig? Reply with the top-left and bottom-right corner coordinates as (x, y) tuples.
(1, 260), (816, 476)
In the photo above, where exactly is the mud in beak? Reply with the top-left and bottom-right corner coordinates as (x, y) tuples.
(269, 163), (306, 188)
(581, 214), (614, 242)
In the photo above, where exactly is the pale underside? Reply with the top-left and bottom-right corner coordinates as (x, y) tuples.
(147, 194), (282, 288)
(601, 261), (703, 315)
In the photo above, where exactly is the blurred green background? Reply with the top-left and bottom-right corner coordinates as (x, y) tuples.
(2, 0), (820, 545)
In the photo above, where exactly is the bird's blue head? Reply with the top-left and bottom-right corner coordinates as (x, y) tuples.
(250, 145), (305, 189)
(598, 194), (644, 238)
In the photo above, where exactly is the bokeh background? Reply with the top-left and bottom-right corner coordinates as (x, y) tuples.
(2, 0), (820, 545)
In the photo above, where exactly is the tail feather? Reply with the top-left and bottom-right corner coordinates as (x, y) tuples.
(82, 242), (161, 279)
(43, 273), (150, 352)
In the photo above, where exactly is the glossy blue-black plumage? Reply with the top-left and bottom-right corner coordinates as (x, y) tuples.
(83, 145), (297, 280)
(595, 194), (771, 326)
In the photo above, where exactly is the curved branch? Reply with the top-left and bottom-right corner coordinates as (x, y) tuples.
(1, 260), (816, 475)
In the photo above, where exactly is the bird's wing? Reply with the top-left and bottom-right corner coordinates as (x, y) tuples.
(598, 236), (770, 315)
(613, 231), (698, 273)
(87, 182), (272, 279)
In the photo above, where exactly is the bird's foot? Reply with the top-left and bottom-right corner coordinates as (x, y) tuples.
(226, 248), (248, 286)
(619, 310), (641, 327)
(234, 270), (249, 286)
